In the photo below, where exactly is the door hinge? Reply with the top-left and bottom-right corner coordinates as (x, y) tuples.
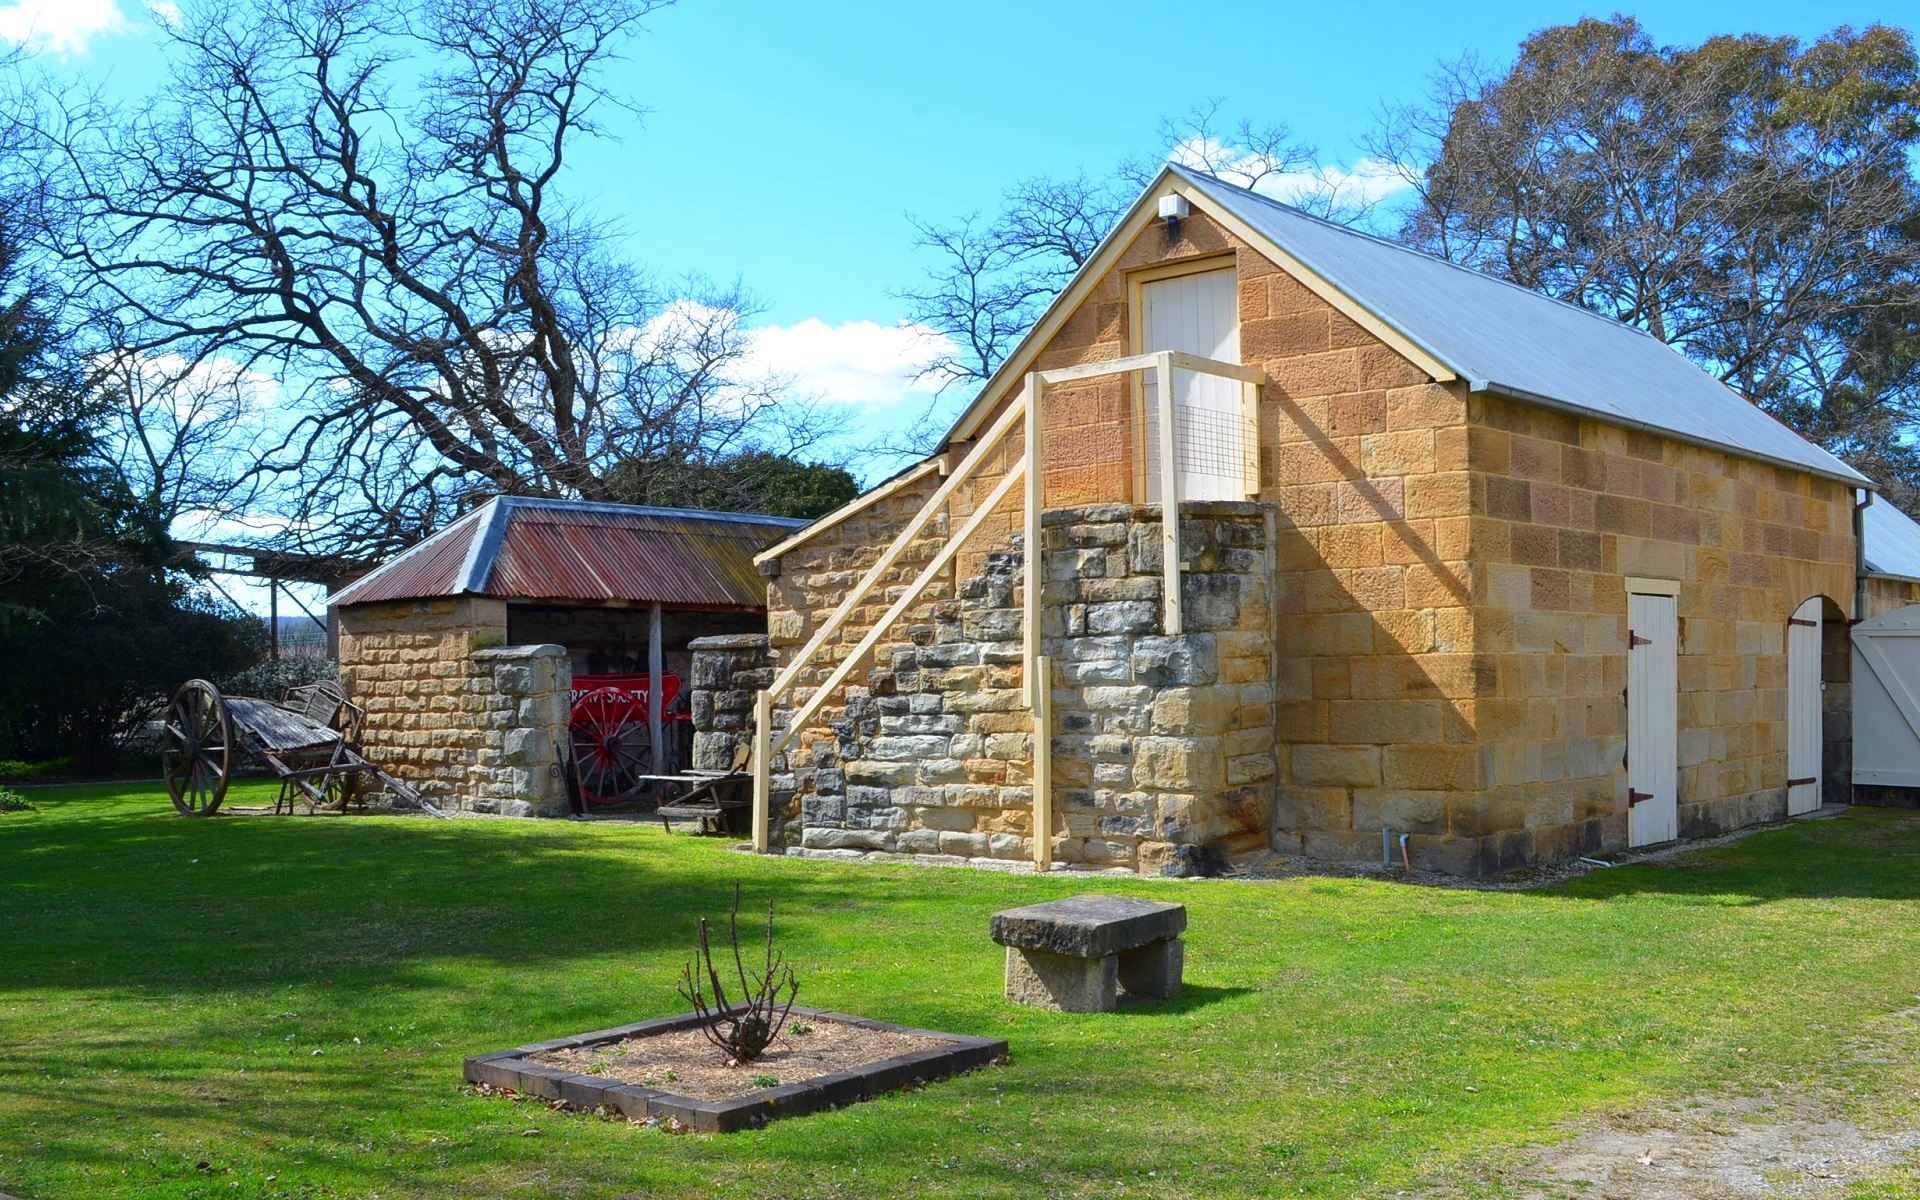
(1788, 776), (1817, 787)
(1788, 617), (1817, 627)
(1628, 789), (1655, 807)
(1629, 631), (1653, 648)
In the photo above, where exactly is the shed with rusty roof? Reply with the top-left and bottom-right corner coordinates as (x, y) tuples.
(331, 498), (801, 811)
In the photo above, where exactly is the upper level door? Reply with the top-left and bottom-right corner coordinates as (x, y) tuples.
(1141, 267), (1243, 503)
(1787, 596), (1823, 816)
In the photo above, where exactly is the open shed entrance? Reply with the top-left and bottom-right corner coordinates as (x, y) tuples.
(509, 603), (763, 806)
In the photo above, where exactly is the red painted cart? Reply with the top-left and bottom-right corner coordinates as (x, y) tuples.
(567, 672), (685, 805)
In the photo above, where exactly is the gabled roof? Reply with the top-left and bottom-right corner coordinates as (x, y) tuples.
(942, 165), (1869, 488)
(1865, 500), (1920, 583)
(329, 497), (804, 610)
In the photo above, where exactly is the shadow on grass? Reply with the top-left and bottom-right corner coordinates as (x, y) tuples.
(1538, 807), (1920, 906)
(1119, 983), (1254, 1014)
(0, 784), (1026, 997)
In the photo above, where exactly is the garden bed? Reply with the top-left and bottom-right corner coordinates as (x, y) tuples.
(464, 1006), (1008, 1132)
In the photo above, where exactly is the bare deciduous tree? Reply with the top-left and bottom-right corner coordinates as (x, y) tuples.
(40, 0), (830, 558)
(896, 101), (1347, 403)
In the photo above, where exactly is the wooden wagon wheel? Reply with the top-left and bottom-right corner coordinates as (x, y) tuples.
(162, 679), (233, 817)
(569, 686), (652, 805)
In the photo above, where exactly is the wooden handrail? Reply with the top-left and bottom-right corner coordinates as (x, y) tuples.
(748, 348), (1261, 864)
(766, 392), (1031, 703)
(768, 460), (1028, 758)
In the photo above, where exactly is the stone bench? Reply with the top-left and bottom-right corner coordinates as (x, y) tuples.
(989, 894), (1186, 1013)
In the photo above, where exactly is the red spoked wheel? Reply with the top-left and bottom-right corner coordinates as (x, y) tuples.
(569, 686), (652, 805)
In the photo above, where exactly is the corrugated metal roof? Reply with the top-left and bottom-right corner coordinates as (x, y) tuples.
(330, 497), (804, 609)
(1171, 166), (1872, 487)
(1865, 500), (1920, 582)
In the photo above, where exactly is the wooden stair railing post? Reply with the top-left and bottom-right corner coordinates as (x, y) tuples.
(1023, 372), (1045, 706)
(1156, 351), (1183, 635)
(1033, 653), (1053, 871)
(751, 690), (771, 853)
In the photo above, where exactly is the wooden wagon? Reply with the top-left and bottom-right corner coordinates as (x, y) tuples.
(160, 678), (434, 817)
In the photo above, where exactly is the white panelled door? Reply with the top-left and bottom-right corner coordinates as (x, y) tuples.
(1141, 267), (1243, 503)
(1627, 591), (1679, 846)
(1786, 597), (1823, 816)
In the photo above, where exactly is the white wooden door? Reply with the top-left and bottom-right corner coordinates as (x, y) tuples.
(1853, 604), (1920, 787)
(1141, 268), (1242, 503)
(1786, 597), (1823, 815)
(1627, 591), (1679, 846)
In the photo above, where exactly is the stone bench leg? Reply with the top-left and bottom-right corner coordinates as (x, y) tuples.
(1004, 946), (1117, 1013)
(1117, 936), (1183, 1000)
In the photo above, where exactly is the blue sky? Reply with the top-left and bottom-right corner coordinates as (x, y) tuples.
(3, 0), (1911, 610)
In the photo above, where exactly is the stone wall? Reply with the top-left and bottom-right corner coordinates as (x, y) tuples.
(337, 598), (571, 815)
(1866, 574), (1920, 618)
(1462, 392), (1859, 867)
(687, 634), (773, 772)
(761, 502), (1274, 875)
(1044, 502), (1276, 873)
(467, 645), (572, 816)
(927, 210), (1481, 869)
(755, 201), (1867, 874)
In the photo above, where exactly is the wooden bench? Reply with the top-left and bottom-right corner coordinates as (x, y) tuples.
(639, 770), (750, 835)
(989, 894), (1186, 1012)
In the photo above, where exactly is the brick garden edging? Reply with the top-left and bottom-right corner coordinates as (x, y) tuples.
(464, 1006), (1008, 1133)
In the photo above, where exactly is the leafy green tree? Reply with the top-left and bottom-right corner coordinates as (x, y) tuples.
(607, 450), (859, 521)
(1372, 18), (1920, 502)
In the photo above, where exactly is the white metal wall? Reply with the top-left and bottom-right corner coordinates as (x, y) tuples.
(1141, 268), (1243, 503)
(1853, 603), (1920, 787)
(1627, 591), (1679, 846)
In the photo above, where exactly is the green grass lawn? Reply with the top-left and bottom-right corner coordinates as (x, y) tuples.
(4, 782), (1920, 1199)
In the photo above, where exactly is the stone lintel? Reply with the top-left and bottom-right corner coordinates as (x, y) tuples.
(471, 643), (566, 661)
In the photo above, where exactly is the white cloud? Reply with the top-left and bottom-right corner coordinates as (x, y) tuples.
(0, 0), (132, 54)
(1167, 137), (1414, 212)
(742, 318), (953, 410)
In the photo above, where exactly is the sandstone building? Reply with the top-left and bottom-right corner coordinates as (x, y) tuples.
(746, 165), (1898, 876)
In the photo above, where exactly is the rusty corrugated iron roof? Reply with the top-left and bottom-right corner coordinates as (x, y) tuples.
(329, 498), (804, 609)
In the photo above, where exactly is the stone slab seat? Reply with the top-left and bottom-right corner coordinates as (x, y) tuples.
(989, 894), (1186, 1013)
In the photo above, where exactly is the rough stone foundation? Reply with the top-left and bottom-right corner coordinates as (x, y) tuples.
(687, 633), (774, 772)
(749, 501), (1276, 875)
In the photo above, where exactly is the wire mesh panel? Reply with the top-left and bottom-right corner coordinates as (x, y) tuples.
(1141, 267), (1246, 503)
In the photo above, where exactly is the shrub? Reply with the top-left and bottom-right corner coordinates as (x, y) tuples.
(214, 657), (338, 701)
(677, 882), (798, 1065)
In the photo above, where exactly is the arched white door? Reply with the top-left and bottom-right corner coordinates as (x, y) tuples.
(1786, 597), (1823, 816)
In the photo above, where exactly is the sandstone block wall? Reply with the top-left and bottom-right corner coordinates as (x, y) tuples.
(756, 201), (1868, 874)
(1043, 502), (1276, 874)
(1464, 393), (1858, 866)
(337, 598), (572, 815)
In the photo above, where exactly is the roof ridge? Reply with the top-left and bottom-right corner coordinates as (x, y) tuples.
(1168, 164), (1677, 353)
(494, 495), (808, 527)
